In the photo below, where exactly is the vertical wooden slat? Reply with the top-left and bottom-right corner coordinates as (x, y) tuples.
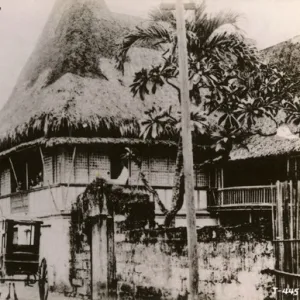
(295, 179), (300, 274)
(289, 181), (294, 274)
(273, 178), (300, 292)
(277, 181), (284, 272)
(9, 158), (18, 187)
(25, 162), (29, 190)
(271, 184), (276, 240)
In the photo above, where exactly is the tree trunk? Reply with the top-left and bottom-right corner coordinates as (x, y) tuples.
(139, 172), (168, 215)
(131, 141), (185, 226)
(164, 140), (185, 227)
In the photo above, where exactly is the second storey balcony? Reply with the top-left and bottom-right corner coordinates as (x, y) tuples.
(207, 185), (276, 210)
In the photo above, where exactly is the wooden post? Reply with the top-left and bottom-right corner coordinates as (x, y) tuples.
(25, 162), (29, 190)
(175, 1), (198, 298)
(271, 184), (276, 240)
(39, 146), (46, 183)
(39, 146), (59, 211)
(161, 1), (198, 298)
(64, 146), (77, 207)
(277, 181), (284, 271)
(9, 157), (18, 187)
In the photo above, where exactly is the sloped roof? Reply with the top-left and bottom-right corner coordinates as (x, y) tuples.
(230, 134), (300, 161)
(0, 0), (177, 151)
(2, 0), (300, 161)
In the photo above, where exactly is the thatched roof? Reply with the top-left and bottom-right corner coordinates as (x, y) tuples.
(0, 0), (177, 151)
(0, 137), (176, 160)
(2, 0), (300, 162)
(230, 133), (300, 161)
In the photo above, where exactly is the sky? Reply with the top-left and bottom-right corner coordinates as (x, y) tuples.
(0, 0), (300, 109)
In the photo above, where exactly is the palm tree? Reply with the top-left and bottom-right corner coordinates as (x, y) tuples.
(115, 2), (297, 226)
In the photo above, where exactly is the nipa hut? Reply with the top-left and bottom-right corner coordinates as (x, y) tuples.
(0, 0), (216, 290)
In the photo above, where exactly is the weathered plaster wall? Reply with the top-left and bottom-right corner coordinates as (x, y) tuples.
(39, 215), (73, 293)
(116, 226), (275, 300)
(70, 223), (274, 300)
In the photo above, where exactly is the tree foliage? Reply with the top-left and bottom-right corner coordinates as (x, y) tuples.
(116, 2), (300, 226)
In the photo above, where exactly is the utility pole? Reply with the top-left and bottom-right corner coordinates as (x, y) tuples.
(161, 1), (198, 299)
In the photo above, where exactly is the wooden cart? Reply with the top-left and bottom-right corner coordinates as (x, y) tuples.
(0, 217), (49, 300)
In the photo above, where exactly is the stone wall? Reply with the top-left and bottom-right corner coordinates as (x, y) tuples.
(116, 226), (275, 300)
(69, 209), (92, 300)
(70, 234), (91, 299)
(69, 195), (275, 300)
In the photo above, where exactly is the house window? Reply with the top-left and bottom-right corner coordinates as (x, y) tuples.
(110, 148), (130, 180)
(89, 151), (110, 182)
(110, 154), (123, 180)
(10, 159), (27, 192)
(28, 156), (43, 189)
(10, 150), (43, 193)
(194, 167), (209, 188)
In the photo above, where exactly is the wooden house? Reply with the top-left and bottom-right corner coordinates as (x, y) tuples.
(207, 35), (300, 225)
(207, 127), (300, 226)
(0, 0), (217, 290)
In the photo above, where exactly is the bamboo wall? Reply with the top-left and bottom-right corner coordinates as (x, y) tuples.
(273, 181), (300, 300)
(0, 163), (10, 195)
(129, 154), (209, 187)
(0, 146), (211, 193)
(63, 148), (110, 184)
(0, 145), (211, 216)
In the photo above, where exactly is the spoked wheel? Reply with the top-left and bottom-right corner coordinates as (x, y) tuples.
(38, 258), (49, 300)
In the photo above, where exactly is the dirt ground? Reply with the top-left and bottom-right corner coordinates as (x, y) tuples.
(0, 283), (82, 300)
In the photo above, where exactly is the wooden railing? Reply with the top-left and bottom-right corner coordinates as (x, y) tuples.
(208, 185), (276, 208)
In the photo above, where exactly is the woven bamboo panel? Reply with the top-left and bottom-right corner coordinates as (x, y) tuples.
(168, 157), (176, 173)
(167, 157), (175, 185)
(43, 152), (53, 185)
(195, 168), (209, 187)
(150, 156), (174, 186)
(64, 150), (76, 183)
(129, 157), (150, 185)
(151, 172), (170, 186)
(89, 152), (110, 182)
(0, 168), (10, 195)
(74, 151), (88, 184)
(150, 156), (168, 172)
(53, 153), (62, 184)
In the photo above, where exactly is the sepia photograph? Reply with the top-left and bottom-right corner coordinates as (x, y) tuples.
(0, 0), (300, 299)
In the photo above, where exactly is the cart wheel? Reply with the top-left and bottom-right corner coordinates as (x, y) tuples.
(38, 258), (49, 300)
